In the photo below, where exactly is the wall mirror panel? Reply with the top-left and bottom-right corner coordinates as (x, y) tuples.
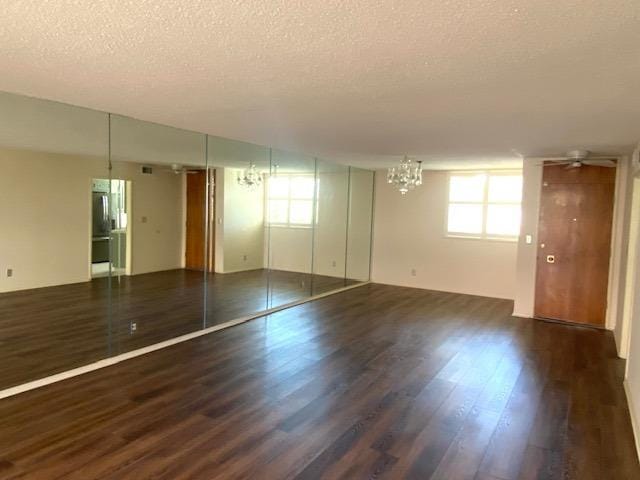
(109, 115), (207, 354)
(267, 149), (316, 308)
(0, 92), (110, 388)
(312, 160), (350, 295)
(0, 90), (374, 392)
(346, 168), (374, 282)
(206, 135), (270, 326)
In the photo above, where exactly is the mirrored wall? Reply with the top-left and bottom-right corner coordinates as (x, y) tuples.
(0, 91), (374, 389)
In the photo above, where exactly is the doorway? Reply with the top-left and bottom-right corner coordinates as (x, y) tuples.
(91, 178), (129, 278)
(185, 169), (215, 271)
(534, 163), (616, 326)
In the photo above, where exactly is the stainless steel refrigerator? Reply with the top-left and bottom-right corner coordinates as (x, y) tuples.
(91, 191), (110, 263)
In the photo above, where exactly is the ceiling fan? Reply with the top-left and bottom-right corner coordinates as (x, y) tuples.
(541, 150), (617, 169)
(159, 163), (202, 175)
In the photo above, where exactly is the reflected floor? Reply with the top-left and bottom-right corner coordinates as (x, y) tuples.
(0, 269), (358, 389)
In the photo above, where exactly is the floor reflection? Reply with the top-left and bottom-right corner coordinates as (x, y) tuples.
(0, 269), (358, 389)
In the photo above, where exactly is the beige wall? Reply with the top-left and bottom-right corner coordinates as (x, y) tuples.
(512, 160), (543, 316)
(214, 168), (225, 273)
(346, 169), (374, 281)
(111, 161), (185, 276)
(622, 146), (640, 458)
(0, 148), (104, 292)
(627, 291), (640, 461)
(268, 228), (313, 273)
(625, 173), (640, 460)
(313, 167), (349, 278)
(0, 148), (185, 293)
(371, 170), (518, 299)
(221, 168), (265, 273)
(611, 157), (634, 349)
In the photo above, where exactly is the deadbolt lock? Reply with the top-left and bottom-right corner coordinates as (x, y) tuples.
(546, 255), (555, 264)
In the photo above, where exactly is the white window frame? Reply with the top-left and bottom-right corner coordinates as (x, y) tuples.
(266, 174), (315, 228)
(445, 170), (522, 241)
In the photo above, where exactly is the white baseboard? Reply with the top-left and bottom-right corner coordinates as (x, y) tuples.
(624, 379), (640, 463)
(511, 311), (532, 318)
(0, 281), (369, 400)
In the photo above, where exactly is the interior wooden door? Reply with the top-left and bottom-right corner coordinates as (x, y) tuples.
(534, 163), (616, 326)
(185, 170), (206, 270)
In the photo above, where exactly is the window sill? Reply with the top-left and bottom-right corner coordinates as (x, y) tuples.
(266, 224), (313, 230)
(445, 234), (519, 243)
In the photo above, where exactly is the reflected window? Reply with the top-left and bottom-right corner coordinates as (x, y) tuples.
(446, 171), (522, 240)
(267, 175), (315, 227)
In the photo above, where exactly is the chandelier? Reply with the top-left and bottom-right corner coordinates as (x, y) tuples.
(387, 156), (423, 195)
(237, 162), (263, 189)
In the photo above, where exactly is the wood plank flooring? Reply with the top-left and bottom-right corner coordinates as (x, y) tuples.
(0, 269), (354, 389)
(0, 284), (638, 479)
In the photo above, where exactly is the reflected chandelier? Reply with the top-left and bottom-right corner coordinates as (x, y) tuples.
(387, 156), (423, 195)
(237, 162), (263, 189)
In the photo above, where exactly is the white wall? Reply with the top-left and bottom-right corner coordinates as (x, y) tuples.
(221, 168), (265, 272)
(371, 170), (518, 299)
(0, 148), (185, 293)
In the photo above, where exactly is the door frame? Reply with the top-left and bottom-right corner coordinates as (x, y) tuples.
(607, 156), (634, 332)
(621, 174), (640, 359)
(206, 168), (216, 273)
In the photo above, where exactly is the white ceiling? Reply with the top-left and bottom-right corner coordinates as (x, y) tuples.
(0, 0), (638, 169)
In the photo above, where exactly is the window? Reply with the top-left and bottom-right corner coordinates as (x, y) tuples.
(446, 171), (522, 239)
(267, 175), (315, 227)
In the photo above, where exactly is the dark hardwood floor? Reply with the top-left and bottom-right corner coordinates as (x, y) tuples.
(0, 269), (355, 389)
(0, 284), (637, 479)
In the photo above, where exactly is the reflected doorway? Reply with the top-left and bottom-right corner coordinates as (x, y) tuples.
(91, 178), (130, 278)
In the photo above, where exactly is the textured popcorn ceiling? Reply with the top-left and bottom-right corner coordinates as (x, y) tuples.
(0, 0), (639, 168)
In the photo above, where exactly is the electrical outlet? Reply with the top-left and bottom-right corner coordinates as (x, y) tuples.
(332, 260), (336, 267)
(243, 255), (248, 261)
(411, 268), (417, 276)
(6, 268), (12, 277)
(130, 322), (137, 333)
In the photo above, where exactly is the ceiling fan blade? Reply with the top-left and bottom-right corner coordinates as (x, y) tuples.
(582, 159), (617, 167)
(538, 160), (572, 167)
(564, 163), (581, 169)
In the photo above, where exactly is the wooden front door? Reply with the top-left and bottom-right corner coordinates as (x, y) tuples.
(534, 163), (616, 326)
(185, 170), (208, 270)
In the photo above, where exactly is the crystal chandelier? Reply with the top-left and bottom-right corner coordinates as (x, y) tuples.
(237, 162), (263, 189)
(387, 156), (423, 195)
